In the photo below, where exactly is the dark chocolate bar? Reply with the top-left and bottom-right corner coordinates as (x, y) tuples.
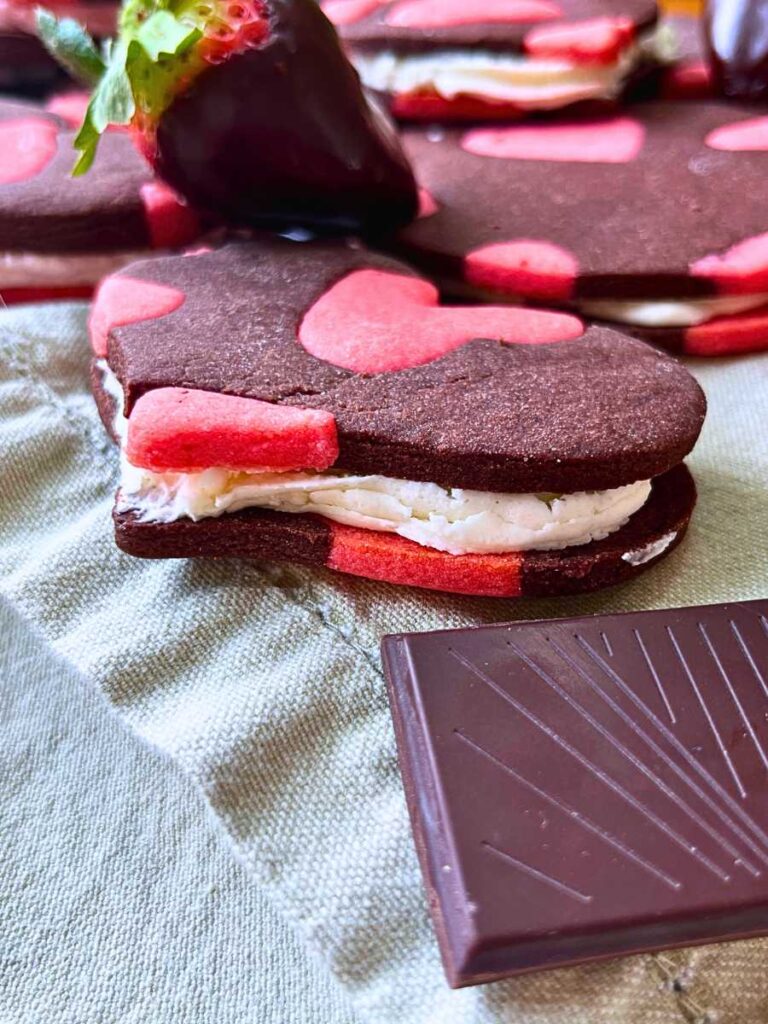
(382, 599), (768, 988)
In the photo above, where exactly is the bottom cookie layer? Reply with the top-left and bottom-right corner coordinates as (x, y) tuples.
(627, 307), (768, 358)
(113, 464), (696, 598)
(0, 284), (94, 304)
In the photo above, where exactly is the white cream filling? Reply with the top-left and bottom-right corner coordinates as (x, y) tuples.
(101, 363), (651, 557)
(353, 30), (658, 108)
(0, 249), (153, 288)
(621, 530), (677, 566)
(580, 292), (768, 328)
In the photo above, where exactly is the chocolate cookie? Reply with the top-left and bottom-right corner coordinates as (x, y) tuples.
(0, 98), (204, 303)
(0, 0), (116, 96)
(0, 30), (69, 96)
(90, 238), (704, 598)
(325, 0), (659, 120)
(393, 101), (768, 356)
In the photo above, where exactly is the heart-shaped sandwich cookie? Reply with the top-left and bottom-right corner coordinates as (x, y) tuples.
(0, 98), (203, 304)
(394, 101), (768, 356)
(325, 0), (659, 121)
(91, 238), (704, 598)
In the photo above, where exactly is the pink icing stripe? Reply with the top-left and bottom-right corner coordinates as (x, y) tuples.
(140, 181), (202, 249)
(299, 268), (583, 373)
(328, 524), (523, 597)
(662, 60), (713, 100)
(465, 240), (578, 302)
(690, 232), (768, 295)
(321, 0), (382, 24)
(417, 187), (438, 218)
(126, 387), (339, 473)
(684, 306), (768, 357)
(524, 17), (635, 65)
(89, 275), (186, 357)
(706, 116), (768, 152)
(462, 117), (645, 164)
(385, 0), (560, 29)
(0, 118), (58, 186)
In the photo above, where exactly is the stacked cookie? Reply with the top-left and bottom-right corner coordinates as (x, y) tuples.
(5, 0), (751, 599)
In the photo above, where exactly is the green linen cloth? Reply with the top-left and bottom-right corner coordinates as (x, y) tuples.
(1, 301), (767, 1024)
(1, 598), (360, 1024)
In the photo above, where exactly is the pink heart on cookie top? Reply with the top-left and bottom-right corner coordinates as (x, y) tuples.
(384, 0), (562, 29)
(298, 268), (583, 372)
(463, 118), (645, 164)
(706, 116), (768, 152)
(0, 117), (58, 186)
(523, 15), (635, 63)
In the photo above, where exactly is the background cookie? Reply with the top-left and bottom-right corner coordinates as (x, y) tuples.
(0, 98), (203, 303)
(325, 0), (659, 120)
(393, 101), (768, 355)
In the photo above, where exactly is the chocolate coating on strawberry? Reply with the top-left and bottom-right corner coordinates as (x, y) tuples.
(153, 0), (417, 232)
(58, 0), (418, 234)
(96, 238), (705, 495)
(391, 102), (768, 303)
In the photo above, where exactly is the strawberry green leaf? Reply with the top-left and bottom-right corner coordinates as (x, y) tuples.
(35, 9), (106, 86)
(135, 10), (200, 61)
(91, 40), (136, 131)
(72, 109), (99, 175)
(67, 6), (203, 174)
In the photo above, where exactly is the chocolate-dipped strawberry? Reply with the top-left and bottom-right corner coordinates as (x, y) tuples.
(41, 0), (418, 234)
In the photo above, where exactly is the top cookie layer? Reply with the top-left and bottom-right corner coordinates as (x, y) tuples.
(99, 238), (704, 493)
(330, 0), (657, 54)
(394, 101), (768, 301)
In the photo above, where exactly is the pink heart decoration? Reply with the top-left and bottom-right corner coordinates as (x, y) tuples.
(462, 117), (645, 164)
(140, 181), (201, 249)
(464, 241), (578, 301)
(127, 387), (339, 473)
(298, 268), (583, 373)
(706, 116), (768, 152)
(417, 187), (438, 217)
(89, 276), (186, 357)
(524, 17), (634, 64)
(321, 0), (382, 25)
(690, 232), (768, 295)
(385, 0), (561, 30)
(0, 117), (58, 186)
